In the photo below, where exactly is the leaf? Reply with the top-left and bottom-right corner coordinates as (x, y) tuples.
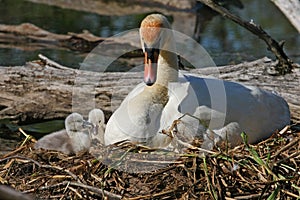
(267, 184), (280, 200)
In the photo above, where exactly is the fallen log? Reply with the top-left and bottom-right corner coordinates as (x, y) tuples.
(0, 23), (108, 53)
(0, 56), (299, 124)
(272, 0), (300, 33)
(197, 0), (294, 75)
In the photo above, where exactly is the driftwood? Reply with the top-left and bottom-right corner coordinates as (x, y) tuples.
(2, 3), (295, 76)
(197, 0), (294, 75)
(0, 23), (144, 70)
(272, 0), (300, 33)
(0, 56), (299, 125)
(0, 23), (106, 53)
(23, 0), (296, 75)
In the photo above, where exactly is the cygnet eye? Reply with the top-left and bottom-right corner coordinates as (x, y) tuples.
(146, 116), (151, 125)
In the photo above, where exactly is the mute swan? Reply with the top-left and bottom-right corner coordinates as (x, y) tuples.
(35, 113), (92, 154)
(104, 14), (290, 148)
(88, 108), (106, 145)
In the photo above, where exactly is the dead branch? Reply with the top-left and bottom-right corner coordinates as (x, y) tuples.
(67, 181), (122, 199)
(0, 155), (80, 181)
(197, 0), (294, 75)
(0, 23), (105, 52)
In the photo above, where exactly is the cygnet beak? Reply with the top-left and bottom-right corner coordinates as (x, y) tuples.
(82, 120), (94, 129)
(94, 124), (99, 135)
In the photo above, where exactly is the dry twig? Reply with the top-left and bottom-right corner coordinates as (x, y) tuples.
(0, 124), (299, 199)
(197, 0), (294, 74)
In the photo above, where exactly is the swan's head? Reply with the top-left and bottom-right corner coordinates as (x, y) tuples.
(88, 108), (105, 135)
(65, 113), (93, 137)
(140, 14), (172, 86)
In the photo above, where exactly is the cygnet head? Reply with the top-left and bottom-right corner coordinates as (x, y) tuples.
(88, 109), (105, 127)
(65, 112), (93, 153)
(65, 113), (87, 136)
(88, 108), (105, 144)
(34, 113), (92, 154)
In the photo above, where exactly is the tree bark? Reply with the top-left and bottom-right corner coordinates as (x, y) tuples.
(0, 57), (299, 124)
(272, 0), (300, 33)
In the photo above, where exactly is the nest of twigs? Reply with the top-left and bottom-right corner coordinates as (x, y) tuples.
(0, 125), (299, 199)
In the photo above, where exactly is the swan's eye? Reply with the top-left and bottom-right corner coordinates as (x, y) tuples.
(145, 47), (160, 61)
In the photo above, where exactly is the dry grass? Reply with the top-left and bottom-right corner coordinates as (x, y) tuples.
(0, 124), (299, 199)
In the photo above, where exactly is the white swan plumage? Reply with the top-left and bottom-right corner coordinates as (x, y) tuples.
(104, 14), (290, 148)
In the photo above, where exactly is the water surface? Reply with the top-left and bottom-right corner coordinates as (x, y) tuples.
(0, 0), (299, 67)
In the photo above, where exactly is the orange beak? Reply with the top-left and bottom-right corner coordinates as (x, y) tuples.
(144, 48), (159, 86)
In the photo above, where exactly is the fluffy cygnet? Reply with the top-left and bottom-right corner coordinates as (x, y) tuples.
(202, 122), (242, 150)
(166, 106), (243, 151)
(34, 113), (92, 154)
(88, 108), (106, 145)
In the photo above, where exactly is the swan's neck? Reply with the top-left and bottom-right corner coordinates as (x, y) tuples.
(144, 83), (169, 106)
(155, 44), (178, 86)
(147, 48), (178, 105)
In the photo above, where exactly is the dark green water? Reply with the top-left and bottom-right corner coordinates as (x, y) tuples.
(200, 0), (300, 65)
(0, 0), (299, 67)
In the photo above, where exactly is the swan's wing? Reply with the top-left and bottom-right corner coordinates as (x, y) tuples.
(179, 73), (290, 143)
